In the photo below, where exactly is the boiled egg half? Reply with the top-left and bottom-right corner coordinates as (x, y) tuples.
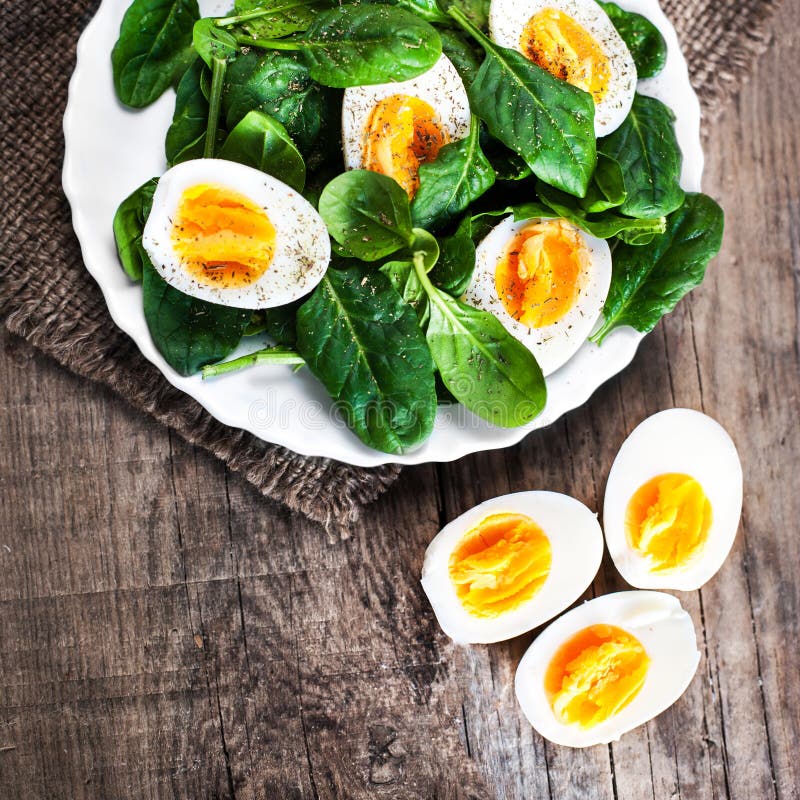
(341, 54), (471, 197)
(489, 0), (636, 135)
(142, 159), (330, 309)
(464, 215), (612, 376)
(421, 491), (603, 644)
(515, 591), (700, 747)
(603, 409), (743, 591)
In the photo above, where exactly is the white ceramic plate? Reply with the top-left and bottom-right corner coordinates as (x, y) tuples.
(63, 0), (703, 467)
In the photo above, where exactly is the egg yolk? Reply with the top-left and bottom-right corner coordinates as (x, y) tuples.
(545, 624), (650, 728)
(520, 8), (611, 103)
(625, 474), (713, 572)
(363, 94), (449, 197)
(170, 183), (276, 288)
(448, 513), (552, 618)
(495, 219), (588, 329)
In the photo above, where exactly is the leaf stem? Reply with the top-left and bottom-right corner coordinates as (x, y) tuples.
(235, 35), (302, 50)
(215, 0), (318, 27)
(447, 6), (490, 50)
(204, 56), (227, 158)
(201, 347), (305, 378)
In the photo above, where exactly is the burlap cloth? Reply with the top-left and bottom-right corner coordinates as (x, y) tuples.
(0, 0), (780, 532)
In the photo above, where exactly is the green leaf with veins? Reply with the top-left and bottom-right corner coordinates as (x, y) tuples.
(411, 116), (496, 232)
(219, 110), (306, 192)
(599, 1), (667, 79)
(592, 193), (724, 343)
(112, 0), (199, 107)
(296, 266), (437, 454)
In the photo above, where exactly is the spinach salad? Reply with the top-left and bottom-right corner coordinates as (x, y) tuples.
(111, 0), (723, 455)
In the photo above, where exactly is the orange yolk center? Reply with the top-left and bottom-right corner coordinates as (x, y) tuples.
(170, 183), (276, 288)
(545, 625), (650, 728)
(363, 94), (449, 197)
(448, 513), (552, 618)
(520, 8), (611, 103)
(625, 473), (713, 572)
(495, 219), (588, 329)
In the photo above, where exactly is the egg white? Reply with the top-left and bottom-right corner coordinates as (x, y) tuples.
(489, 0), (636, 135)
(341, 54), (471, 172)
(603, 409), (743, 591)
(464, 215), (612, 377)
(515, 590), (700, 747)
(421, 491), (604, 644)
(142, 159), (330, 309)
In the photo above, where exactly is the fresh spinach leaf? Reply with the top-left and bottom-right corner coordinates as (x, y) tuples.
(411, 116), (495, 231)
(599, 2), (667, 79)
(243, 5), (442, 88)
(112, 0), (199, 108)
(113, 178), (158, 281)
(537, 181), (666, 241)
(440, 0), (490, 30)
(592, 193), (724, 342)
(193, 18), (239, 67)
(219, 110), (306, 191)
(389, 0), (450, 24)
(580, 153), (626, 213)
(166, 59), (213, 165)
(430, 214), (476, 296)
(599, 94), (684, 219)
(296, 266), (437, 454)
(223, 0), (327, 39)
(318, 171), (414, 261)
(480, 130), (533, 181)
(449, 7), (596, 198)
(380, 260), (429, 324)
(223, 49), (333, 156)
(142, 258), (250, 376)
(412, 252), (546, 427)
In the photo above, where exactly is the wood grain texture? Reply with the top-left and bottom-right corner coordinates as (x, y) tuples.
(1, 7), (798, 799)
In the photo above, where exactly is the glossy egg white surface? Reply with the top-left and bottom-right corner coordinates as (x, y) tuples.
(421, 491), (604, 644)
(515, 590), (700, 747)
(142, 159), (330, 309)
(341, 54), (471, 172)
(603, 409), (743, 591)
(489, 0), (636, 135)
(464, 215), (612, 376)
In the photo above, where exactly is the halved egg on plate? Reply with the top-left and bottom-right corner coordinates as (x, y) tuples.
(341, 54), (471, 197)
(142, 159), (330, 309)
(464, 215), (612, 376)
(489, 0), (636, 135)
(603, 409), (743, 591)
(421, 491), (603, 644)
(515, 591), (700, 747)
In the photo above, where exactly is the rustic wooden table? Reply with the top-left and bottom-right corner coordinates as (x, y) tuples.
(1, 9), (798, 800)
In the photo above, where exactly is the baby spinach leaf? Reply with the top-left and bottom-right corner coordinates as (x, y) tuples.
(380, 260), (429, 324)
(440, 0), (490, 30)
(318, 171), (414, 261)
(439, 28), (483, 87)
(142, 258), (250, 376)
(580, 153), (626, 213)
(250, 5), (442, 88)
(112, 0), (200, 108)
(296, 266), (437, 454)
(449, 7), (596, 198)
(411, 116), (496, 232)
(223, 0), (326, 39)
(592, 193), (724, 343)
(223, 49), (333, 156)
(480, 130), (533, 181)
(166, 59), (213, 165)
(412, 254), (546, 427)
(219, 110), (306, 192)
(389, 0), (450, 24)
(193, 18), (239, 68)
(113, 178), (158, 281)
(599, 2), (667, 79)
(599, 94), (684, 219)
(429, 214), (476, 296)
(537, 181), (667, 241)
